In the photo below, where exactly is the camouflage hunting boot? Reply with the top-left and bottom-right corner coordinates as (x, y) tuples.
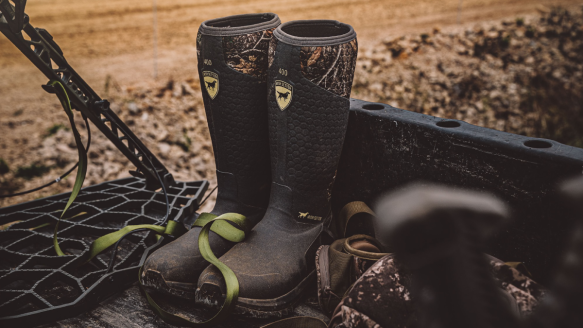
(140, 13), (280, 300)
(196, 20), (358, 317)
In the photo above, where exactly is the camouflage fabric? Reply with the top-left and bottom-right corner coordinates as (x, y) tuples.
(268, 36), (278, 69)
(489, 258), (546, 316)
(327, 255), (546, 328)
(316, 238), (386, 316)
(196, 30), (202, 62)
(299, 39), (358, 98)
(222, 28), (275, 82)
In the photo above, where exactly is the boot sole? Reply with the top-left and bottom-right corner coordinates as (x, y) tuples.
(141, 269), (197, 300)
(196, 270), (316, 318)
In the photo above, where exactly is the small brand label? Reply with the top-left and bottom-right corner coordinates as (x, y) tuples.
(275, 80), (293, 111)
(298, 212), (322, 221)
(203, 71), (219, 99)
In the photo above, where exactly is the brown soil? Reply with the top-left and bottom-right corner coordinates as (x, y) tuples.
(1, 0), (582, 208)
(354, 7), (583, 147)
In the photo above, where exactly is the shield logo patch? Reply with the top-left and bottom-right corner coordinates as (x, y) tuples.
(275, 80), (293, 111)
(203, 71), (219, 99)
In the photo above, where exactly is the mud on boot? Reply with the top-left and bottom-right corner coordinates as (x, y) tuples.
(196, 20), (358, 317)
(140, 13), (280, 299)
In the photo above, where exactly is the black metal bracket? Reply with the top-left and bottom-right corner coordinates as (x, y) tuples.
(0, 0), (174, 190)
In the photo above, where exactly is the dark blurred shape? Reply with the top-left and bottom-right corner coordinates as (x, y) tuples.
(375, 183), (519, 328)
(529, 176), (583, 328)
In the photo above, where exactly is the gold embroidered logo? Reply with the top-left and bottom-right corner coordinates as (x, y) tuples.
(203, 71), (219, 99)
(298, 212), (322, 221)
(275, 80), (293, 111)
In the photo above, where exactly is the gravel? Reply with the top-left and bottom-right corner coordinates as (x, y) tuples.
(2, 7), (582, 209)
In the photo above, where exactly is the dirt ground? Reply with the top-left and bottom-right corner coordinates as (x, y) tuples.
(1, 0), (582, 208)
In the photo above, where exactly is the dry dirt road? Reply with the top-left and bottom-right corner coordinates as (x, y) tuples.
(1, 0), (580, 106)
(1, 0), (582, 206)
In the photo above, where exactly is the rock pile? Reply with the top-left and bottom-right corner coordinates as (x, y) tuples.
(2, 7), (582, 208)
(353, 6), (583, 148)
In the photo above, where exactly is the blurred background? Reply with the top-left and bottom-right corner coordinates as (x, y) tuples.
(1, 0), (582, 208)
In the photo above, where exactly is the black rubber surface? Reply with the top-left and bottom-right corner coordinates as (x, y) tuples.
(0, 177), (207, 327)
(333, 99), (583, 284)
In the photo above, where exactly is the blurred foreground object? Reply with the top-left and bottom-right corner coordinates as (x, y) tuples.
(529, 176), (583, 328)
(376, 184), (519, 328)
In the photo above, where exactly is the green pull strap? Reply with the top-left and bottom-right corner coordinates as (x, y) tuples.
(83, 219), (187, 264)
(48, 80), (88, 256)
(85, 224), (167, 263)
(192, 212), (249, 242)
(139, 213), (249, 327)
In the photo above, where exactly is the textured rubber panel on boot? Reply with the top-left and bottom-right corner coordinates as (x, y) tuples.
(141, 13), (278, 298)
(197, 20), (358, 316)
(198, 22), (274, 209)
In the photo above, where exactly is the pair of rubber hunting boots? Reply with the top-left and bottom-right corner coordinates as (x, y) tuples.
(140, 12), (358, 317)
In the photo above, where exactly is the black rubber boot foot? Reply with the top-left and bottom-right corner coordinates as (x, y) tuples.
(195, 287), (297, 319)
(196, 266), (315, 318)
(141, 269), (197, 300)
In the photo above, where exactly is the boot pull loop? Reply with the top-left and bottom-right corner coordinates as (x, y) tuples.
(342, 234), (389, 261)
(337, 201), (376, 238)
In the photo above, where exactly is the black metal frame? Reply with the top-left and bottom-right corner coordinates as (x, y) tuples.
(0, 0), (174, 189)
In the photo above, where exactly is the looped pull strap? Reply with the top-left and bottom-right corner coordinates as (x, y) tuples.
(82, 211), (247, 267)
(47, 80), (88, 257)
(343, 234), (389, 261)
(192, 212), (251, 242)
(337, 201), (376, 238)
(85, 224), (168, 263)
(316, 201), (391, 317)
(139, 213), (249, 327)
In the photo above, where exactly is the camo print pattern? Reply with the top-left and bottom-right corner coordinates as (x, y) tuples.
(268, 36), (278, 69)
(300, 39), (358, 98)
(327, 255), (546, 328)
(332, 306), (381, 328)
(490, 259), (546, 315)
(222, 28), (275, 82)
(328, 254), (414, 328)
(316, 243), (382, 316)
(196, 30), (202, 62)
